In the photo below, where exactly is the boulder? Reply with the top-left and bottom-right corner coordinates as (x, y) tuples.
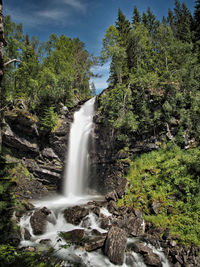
(30, 207), (51, 235)
(24, 228), (31, 240)
(64, 205), (89, 225)
(104, 226), (127, 265)
(100, 217), (110, 230)
(144, 253), (162, 267)
(59, 229), (85, 244)
(85, 235), (106, 252)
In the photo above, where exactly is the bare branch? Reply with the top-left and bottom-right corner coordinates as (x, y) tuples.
(4, 59), (20, 66)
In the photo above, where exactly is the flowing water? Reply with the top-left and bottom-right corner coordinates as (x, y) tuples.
(18, 98), (170, 267)
(63, 97), (96, 197)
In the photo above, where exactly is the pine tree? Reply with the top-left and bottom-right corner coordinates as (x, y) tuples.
(142, 12), (148, 27)
(173, 0), (193, 42)
(194, 0), (200, 42)
(116, 9), (131, 47)
(132, 5), (141, 25)
(146, 7), (158, 35)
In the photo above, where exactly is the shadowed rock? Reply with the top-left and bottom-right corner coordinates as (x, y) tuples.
(64, 205), (89, 225)
(30, 207), (51, 235)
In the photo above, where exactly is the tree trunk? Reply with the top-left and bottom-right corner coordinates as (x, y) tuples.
(0, 0), (6, 154)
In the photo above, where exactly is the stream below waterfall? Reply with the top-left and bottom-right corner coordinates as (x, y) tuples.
(18, 98), (170, 267)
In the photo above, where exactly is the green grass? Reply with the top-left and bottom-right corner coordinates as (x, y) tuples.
(118, 143), (200, 246)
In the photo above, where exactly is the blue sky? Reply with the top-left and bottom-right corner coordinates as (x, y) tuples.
(4, 0), (195, 93)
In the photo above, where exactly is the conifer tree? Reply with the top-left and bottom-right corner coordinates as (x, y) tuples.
(116, 8), (131, 47)
(142, 12), (148, 27)
(146, 7), (158, 35)
(194, 0), (200, 43)
(132, 5), (141, 25)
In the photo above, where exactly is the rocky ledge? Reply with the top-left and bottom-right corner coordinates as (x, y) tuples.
(2, 100), (86, 195)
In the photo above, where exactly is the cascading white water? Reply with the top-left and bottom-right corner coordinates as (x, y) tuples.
(63, 97), (96, 197)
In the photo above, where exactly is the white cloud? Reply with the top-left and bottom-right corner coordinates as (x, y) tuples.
(37, 9), (68, 21)
(61, 0), (86, 11)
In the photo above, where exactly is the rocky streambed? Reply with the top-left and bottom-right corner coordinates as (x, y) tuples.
(17, 178), (200, 267)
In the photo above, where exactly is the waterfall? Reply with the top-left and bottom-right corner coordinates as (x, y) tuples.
(63, 97), (96, 197)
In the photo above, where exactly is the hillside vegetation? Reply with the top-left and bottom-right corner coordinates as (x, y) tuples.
(98, 0), (200, 246)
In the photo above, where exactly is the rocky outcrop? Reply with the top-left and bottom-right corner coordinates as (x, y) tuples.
(104, 226), (127, 265)
(30, 207), (51, 235)
(2, 101), (86, 194)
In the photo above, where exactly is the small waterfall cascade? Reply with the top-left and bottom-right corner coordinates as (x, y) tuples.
(63, 97), (96, 197)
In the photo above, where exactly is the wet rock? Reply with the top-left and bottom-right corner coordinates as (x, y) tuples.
(144, 253), (162, 267)
(30, 207), (51, 235)
(85, 235), (106, 252)
(64, 205), (89, 225)
(104, 226), (127, 265)
(100, 217), (110, 230)
(39, 239), (51, 245)
(59, 229), (85, 244)
(105, 190), (118, 202)
(107, 200), (118, 214)
(132, 242), (161, 267)
(24, 228), (31, 240)
(115, 178), (128, 198)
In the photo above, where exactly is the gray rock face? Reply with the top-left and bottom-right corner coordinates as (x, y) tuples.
(30, 207), (51, 235)
(104, 226), (127, 265)
(3, 124), (39, 154)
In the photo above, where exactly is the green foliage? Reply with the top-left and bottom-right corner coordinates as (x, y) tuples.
(119, 144), (200, 245)
(0, 245), (59, 267)
(40, 106), (59, 132)
(3, 16), (96, 115)
(0, 159), (16, 244)
(100, 1), (200, 147)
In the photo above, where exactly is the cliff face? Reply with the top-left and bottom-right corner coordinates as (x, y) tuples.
(88, 98), (130, 194)
(88, 94), (164, 194)
(2, 101), (85, 195)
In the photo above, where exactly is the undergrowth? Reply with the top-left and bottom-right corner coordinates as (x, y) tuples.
(118, 143), (200, 246)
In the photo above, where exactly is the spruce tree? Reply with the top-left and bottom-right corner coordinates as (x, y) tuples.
(194, 0), (200, 42)
(142, 12), (148, 27)
(116, 8), (131, 47)
(132, 5), (141, 25)
(146, 7), (158, 35)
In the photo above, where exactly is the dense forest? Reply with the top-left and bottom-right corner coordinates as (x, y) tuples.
(1, 0), (200, 266)
(97, 0), (200, 247)
(3, 15), (97, 131)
